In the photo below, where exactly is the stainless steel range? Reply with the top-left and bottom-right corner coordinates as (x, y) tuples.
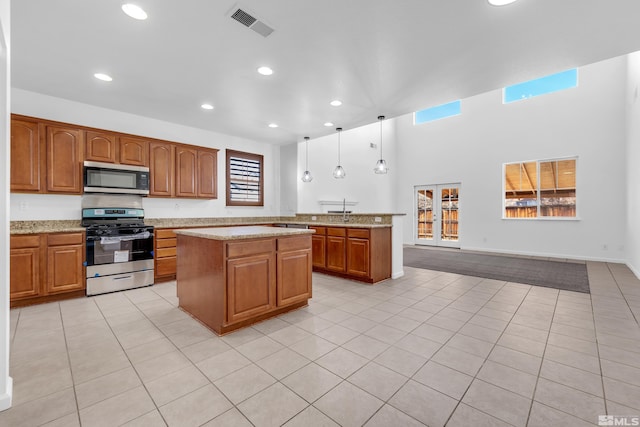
(82, 195), (154, 296)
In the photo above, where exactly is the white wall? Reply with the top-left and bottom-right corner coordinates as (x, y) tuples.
(296, 120), (397, 213)
(280, 142), (298, 216)
(396, 56), (628, 262)
(0, 0), (12, 412)
(626, 52), (640, 275)
(11, 89), (282, 220)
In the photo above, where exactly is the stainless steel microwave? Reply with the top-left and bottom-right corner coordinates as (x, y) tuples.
(83, 161), (150, 195)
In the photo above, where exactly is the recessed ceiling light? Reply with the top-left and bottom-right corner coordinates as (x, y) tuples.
(330, 100), (342, 107)
(201, 103), (214, 110)
(488, 0), (518, 5)
(268, 123), (278, 128)
(258, 66), (273, 76)
(324, 122), (334, 127)
(94, 73), (113, 82)
(122, 4), (148, 20)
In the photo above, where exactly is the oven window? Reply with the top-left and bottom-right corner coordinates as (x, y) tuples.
(86, 234), (154, 266)
(87, 169), (137, 189)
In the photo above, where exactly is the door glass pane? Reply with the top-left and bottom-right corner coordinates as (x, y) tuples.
(441, 187), (459, 242)
(417, 189), (433, 240)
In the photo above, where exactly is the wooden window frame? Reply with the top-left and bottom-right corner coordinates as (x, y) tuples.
(226, 149), (264, 207)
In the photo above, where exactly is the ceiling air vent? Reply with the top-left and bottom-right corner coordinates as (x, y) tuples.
(230, 7), (274, 38)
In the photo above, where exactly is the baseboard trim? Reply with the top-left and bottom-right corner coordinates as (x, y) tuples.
(0, 376), (13, 412)
(392, 270), (405, 279)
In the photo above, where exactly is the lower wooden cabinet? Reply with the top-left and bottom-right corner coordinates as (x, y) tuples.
(10, 232), (86, 306)
(311, 226), (391, 284)
(177, 233), (312, 335)
(154, 228), (178, 282)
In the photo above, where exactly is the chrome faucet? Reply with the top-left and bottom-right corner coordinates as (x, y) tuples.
(342, 198), (349, 222)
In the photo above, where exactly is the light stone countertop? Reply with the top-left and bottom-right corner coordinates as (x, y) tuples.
(174, 226), (315, 240)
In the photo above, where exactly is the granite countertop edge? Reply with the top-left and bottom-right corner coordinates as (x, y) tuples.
(175, 226), (315, 240)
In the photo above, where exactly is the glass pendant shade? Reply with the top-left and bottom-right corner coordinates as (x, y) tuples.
(374, 115), (388, 174)
(333, 127), (345, 179)
(301, 136), (313, 182)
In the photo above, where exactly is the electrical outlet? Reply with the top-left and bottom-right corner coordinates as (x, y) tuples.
(19, 201), (28, 211)
(311, 216), (317, 221)
(174, 203), (180, 211)
(374, 216), (382, 223)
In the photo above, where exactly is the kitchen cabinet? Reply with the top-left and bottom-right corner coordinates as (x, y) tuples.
(119, 136), (149, 166)
(310, 226), (326, 269)
(277, 236), (312, 306)
(312, 226), (391, 284)
(10, 232), (86, 307)
(10, 118), (44, 192)
(154, 228), (178, 282)
(197, 149), (218, 198)
(149, 141), (175, 197)
(10, 235), (43, 300)
(85, 131), (117, 163)
(46, 233), (85, 295)
(46, 125), (83, 194)
(175, 146), (198, 198)
(326, 227), (347, 273)
(176, 229), (312, 335)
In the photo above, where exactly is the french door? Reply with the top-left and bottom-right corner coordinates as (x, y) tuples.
(415, 183), (461, 248)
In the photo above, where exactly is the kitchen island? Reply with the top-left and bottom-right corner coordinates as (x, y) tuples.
(175, 226), (314, 335)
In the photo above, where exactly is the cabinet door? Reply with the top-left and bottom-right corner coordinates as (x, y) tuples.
(10, 243), (42, 300)
(197, 149), (217, 198)
(11, 119), (44, 192)
(85, 131), (117, 163)
(277, 248), (312, 306)
(326, 236), (347, 273)
(311, 235), (326, 268)
(227, 253), (276, 323)
(46, 244), (85, 294)
(149, 142), (175, 197)
(347, 238), (370, 277)
(46, 126), (83, 194)
(176, 146), (198, 197)
(119, 136), (149, 166)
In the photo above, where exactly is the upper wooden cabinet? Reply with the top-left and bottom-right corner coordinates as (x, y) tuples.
(46, 125), (83, 194)
(10, 118), (44, 192)
(85, 131), (117, 163)
(149, 141), (175, 197)
(176, 146), (198, 198)
(119, 136), (149, 166)
(197, 149), (218, 198)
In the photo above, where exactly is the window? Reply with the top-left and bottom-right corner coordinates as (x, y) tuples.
(504, 157), (576, 219)
(414, 100), (461, 125)
(503, 69), (578, 103)
(226, 149), (264, 206)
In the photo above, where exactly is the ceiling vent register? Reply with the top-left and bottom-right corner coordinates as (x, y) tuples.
(231, 8), (274, 38)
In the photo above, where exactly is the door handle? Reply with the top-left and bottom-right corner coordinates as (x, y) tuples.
(113, 276), (132, 280)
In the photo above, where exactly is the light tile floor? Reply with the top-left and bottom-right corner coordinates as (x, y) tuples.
(3, 261), (640, 426)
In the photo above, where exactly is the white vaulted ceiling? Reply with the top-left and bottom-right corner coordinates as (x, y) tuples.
(11, 0), (640, 144)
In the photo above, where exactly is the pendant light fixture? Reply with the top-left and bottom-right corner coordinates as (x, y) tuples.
(374, 115), (388, 174)
(333, 127), (346, 179)
(301, 136), (313, 182)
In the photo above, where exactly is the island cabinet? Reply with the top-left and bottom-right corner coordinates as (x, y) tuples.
(311, 225), (392, 284)
(175, 227), (313, 335)
(10, 232), (86, 307)
(154, 228), (178, 282)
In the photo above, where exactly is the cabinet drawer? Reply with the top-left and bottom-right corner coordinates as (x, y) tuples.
(10, 234), (41, 249)
(47, 232), (84, 246)
(156, 229), (176, 239)
(348, 228), (370, 239)
(156, 257), (176, 276)
(157, 247), (177, 258)
(156, 238), (177, 249)
(309, 226), (326, 235)
(278, 235), (311, 252)
(227, 239), (275, 258)
(327, 227), (346, 237)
